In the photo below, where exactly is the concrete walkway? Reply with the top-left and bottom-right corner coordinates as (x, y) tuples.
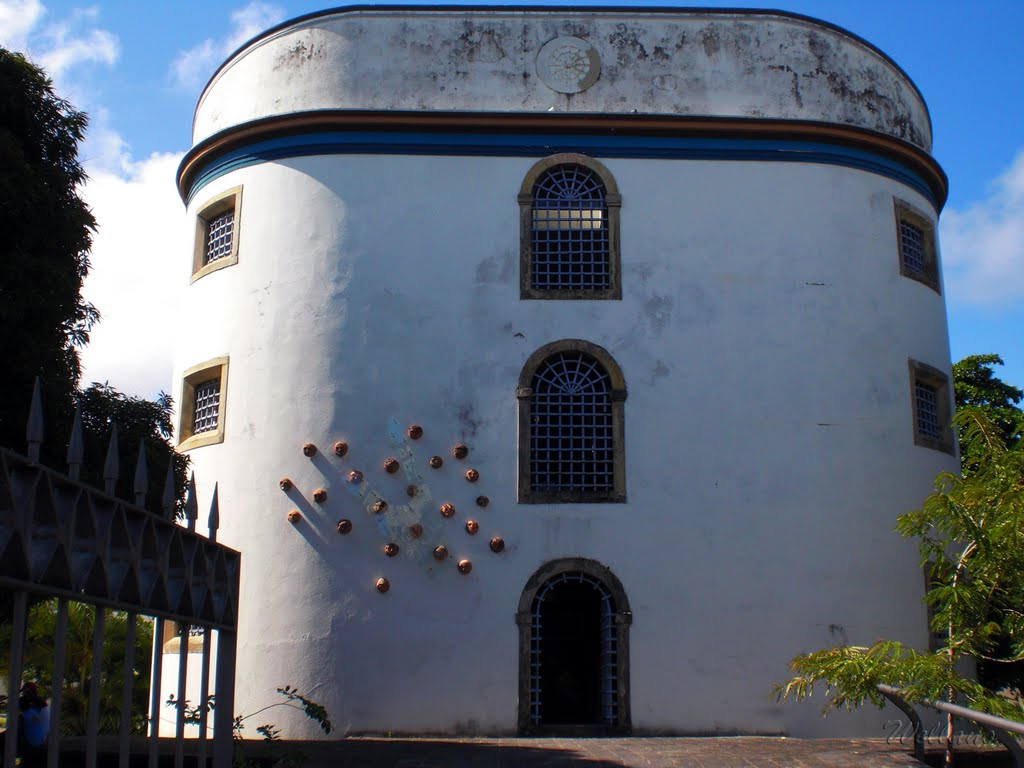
(246, 736), (930, 768)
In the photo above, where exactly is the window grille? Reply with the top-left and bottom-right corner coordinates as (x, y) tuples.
(205, 209), (235, 265)
(193, 378), (221, 435)
(531, 165), (609, 291)
(900, 219), (925, 275)
(915, 381), (941, 440)
(529, 571), (617, 726)
(530, 352), (613, 492)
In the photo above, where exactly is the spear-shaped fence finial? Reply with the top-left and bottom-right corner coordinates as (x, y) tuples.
(67, 407), (84, 481)
(162, 459), (177, 519)
(26, 377), (44, 463)
(133, 442), (148, 507)
(185, 472), (198, 531)
(208, 483), (220, 542)
(103, 423), (120, 495)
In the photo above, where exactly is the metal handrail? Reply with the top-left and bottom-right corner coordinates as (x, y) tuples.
(878, 684), (1024, 767)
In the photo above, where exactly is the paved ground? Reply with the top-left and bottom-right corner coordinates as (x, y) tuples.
(246, 737), (932, 768)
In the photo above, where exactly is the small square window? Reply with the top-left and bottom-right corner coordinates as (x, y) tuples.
(894, 199), (939, 293)
(178, 357), (229, 451)
(191, 186), (242, 283)
(909, 359), (953, 454)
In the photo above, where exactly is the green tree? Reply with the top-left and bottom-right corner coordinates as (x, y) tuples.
(0, 48), (188, 516)
(775, 374), (1024, 763)
(0, 48), (97, 462)
(0, 601), (154, 735)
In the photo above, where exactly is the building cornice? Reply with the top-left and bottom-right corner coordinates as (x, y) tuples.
(177, 110), (948, 210)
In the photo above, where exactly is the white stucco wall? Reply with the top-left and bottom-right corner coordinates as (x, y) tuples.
(170, 151), (955, 737)
(193, 8), (931, 150)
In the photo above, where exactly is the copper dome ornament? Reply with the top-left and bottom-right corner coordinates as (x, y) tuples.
(408, 523), (423, 538)
(465, 468), (479, 483)
(433, 545), (448, 561)
(333, 441), (349, 457)
(302, 442), (317, 457)
(376, 578), (390, 593)
(348, 470), (363, 484)
(337, 519), (353, 534)
(452, 443), (469, 460)
(406, 484), (418, 497)
(489, 536), (505, 553)
(440, 503), (456, 518)
(279, 477), (293, 492)
(372, 499), (388, 514)
(384, 542), (400, 557)
(457, 559), (473, 575)
(428, 455), (443, 469)
(407, 424), (423, 440)
(476, 495), (489, 508)
(287, 509), (302, 524)
(384, 457), (400, 474)
(312, 488), (328, 503)
(465, 520), (479, 535)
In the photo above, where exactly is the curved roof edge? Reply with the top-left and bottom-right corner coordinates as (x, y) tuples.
(194, 4), (933, 139)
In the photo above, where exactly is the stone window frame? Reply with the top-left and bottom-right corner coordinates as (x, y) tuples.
(191, 186), (242, 284)
(519, 153), (622, 300)
(894, 198), (940, 294)
(908, 359), (953, 455)
(177, 356), (229, 451)
(515, 557), (632, 735)
(517, 339), (627, 503)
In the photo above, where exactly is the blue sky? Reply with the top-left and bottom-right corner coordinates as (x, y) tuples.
(3, 0), (1023, 397)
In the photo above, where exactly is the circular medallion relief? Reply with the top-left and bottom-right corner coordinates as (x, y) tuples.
(536, 36), (601, 94)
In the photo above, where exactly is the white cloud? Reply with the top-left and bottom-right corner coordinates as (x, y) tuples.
(172, 1), (284, 89)
(941, 150), (1024, 307)
(79, 152), (189, 398)
(0, 0), (45, 51)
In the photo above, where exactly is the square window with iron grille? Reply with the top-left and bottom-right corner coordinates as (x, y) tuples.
(520, 155), (621, 300)
(895, 199), (939, 293)
(192, 187), (242, 282)
(178, 357), (229, 450)
(909, 359), (952, 454)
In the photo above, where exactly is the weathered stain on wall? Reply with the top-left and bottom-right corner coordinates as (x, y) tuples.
(195, 9), (931, 150)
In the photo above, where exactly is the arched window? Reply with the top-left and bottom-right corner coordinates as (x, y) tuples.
(519, 154), (621, 300)
(518, 340), (626, 503)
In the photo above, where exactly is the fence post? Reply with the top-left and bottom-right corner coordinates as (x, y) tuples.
(212, 628), (237, 768)
(46, 598), (69, 768)
(5, 592), (28, 768)
(118, 612), (137, 768)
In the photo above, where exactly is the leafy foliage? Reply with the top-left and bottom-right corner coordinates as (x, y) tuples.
(0, 600), (154, 735)
(953, 354), (1023, 469)
(775, 405), (1024, 726)
(0, 48), (96, 462)
(168, 685), (332, 768)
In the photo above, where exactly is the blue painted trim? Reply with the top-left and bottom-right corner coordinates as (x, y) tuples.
(186, 130), (937, 207)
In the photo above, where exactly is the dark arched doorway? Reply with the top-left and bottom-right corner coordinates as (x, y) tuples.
(516, 559), (631, 734)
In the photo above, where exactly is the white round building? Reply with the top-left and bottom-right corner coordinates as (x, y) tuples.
(170, 6), (954, 738)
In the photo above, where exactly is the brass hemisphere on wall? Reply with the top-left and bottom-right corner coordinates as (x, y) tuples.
(303, 442), (317, 457)
(453, 443), (469, 459)
(409, 523), (423, 538)
(429, 455), (443, 469)
(458, 559), (473, 575)
(384, 542), (400, 557)
(476, 495), (489, 507)
(407, 424), (423, 440)
(376, 577), (390, 593)
(465, 520), (479, 535)
(465, 469), (479, 482)
(337, 519), (353, 534)
(348, 470), (363, 483)
(384, 457), (400, 473)
(279, 477), (293, 491)
(434, 545), (448, 561)
(372, 499), (388, 514)
(333, 441), (348, 457)
(312, 488), (328, 503)
(407, 485), (418, 497)
(440, 503), (456, 518)
(490, 536), (505, 553)
(287, 510), (302, 524)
